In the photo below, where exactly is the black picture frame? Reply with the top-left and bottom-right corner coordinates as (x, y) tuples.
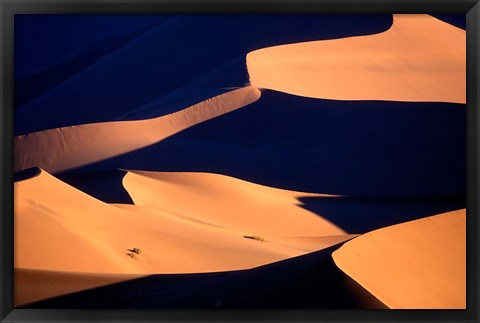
(1, 0), (478, 322)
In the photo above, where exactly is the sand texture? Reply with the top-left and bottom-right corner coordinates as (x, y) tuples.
(332, 209), (466, 309)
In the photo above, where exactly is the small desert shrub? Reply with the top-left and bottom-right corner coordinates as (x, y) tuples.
(243, 235), (266, 242)
(132, 248), (142, 254)
(127, 253), (137, 259)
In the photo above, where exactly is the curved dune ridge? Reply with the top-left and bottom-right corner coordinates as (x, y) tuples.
(14, 14), (466, 309)
(14, 86), (260, 174)
(15, 14), (393, 135)
(332, 209), (466, 309)
(247, 14), (466, 103)
(15, 168), (355, 274)
(122, 170), (348, 237)
(15, 168), (357, 306)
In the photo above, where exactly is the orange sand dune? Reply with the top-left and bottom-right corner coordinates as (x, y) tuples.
(15, 168), (352, 275)
(122, 170), (347, 237)
(247, 14), (465, 103)
(15, 168), (356, 305)
(14, 86), (260, 174)
(332, 209), (466, 309)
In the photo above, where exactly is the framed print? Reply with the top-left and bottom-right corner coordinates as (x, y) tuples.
(1, 0), (479, 322)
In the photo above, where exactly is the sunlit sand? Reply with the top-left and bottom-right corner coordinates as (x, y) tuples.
(247, 14), (465, 103)
(332, 209), (466, 309)
(15, 168), (356, 305)
(14, 87), (260, 174)
(13, 14), (466, 309)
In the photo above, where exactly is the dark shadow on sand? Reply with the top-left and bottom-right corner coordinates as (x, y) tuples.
(14, 167), (42, 182)
(15, 14), (393, 135)
(68, 90), (465, 197)
(57, 169), (133, 204)
(431, 14), (466, 30)
(297, 195), (465, 233)
(19, 244), (387, 309)
(14, 21), (169, 109)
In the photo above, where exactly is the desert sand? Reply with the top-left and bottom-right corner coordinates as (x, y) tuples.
(15, 15), (393, 135)
(14, 269), (146, 307)
(122, 170), (347, 237)
(13, 14), (466, 309)
(247, 14), (465, 103)
(15, 168), (356, 305)
(332, 209), (466, 309)
(14, 86), (260, 174)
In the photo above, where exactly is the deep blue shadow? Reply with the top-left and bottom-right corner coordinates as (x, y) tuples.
(19, 244), (386, 309)
(57, 169), (133, 204)
(298, 195), (465, 233)
(431, 14), (466, 30)
(69, 90), (465, 196)
(14, 14), (171, 79)
(14, 14), (393, 135)
(14, 20), (169, 109)
(13, 167), (42, 182)
(115, 57), (249, 121)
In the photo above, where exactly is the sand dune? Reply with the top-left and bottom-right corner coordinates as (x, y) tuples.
(15, 15), (392, 135)
(122, 170), (347, 237)
(15, 168), (356, 305)
(19, 244), (386, 309)
(14, 87), (260, 174)
(15, 168), (353, 274)
(89, 89), (464, 196)
(332, 209), (466, 309)
(247, 14), (465, 103)
(14, 14), (466, 310)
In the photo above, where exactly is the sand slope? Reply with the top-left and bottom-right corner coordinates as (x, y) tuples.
(14, 87), (260, 174)
(247, 14), (465, 103)
(15, 15), (392, 134)
(332, 209), (466, 309)
(15, 168), (356, 305)
(85, 89), (464, 196)
(122, 170), (346, 237)
(13, 14), (466, 309)
(19, 244), (386, 309)
(15, 168), (353, 274)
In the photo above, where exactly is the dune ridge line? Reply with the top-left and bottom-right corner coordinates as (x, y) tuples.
(332, 209), (466, 309)
(14, 86), (261, 174)
(247, 14), (465, 103)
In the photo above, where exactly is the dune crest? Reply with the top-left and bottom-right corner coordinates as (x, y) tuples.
(15, 168), (353, 274)
(247, 14), (465, 103)
(15, 168), (358, 305)
(122, 170), (347, 237)
(14, 86), (261, 174)
(332, 209), (466, 309)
